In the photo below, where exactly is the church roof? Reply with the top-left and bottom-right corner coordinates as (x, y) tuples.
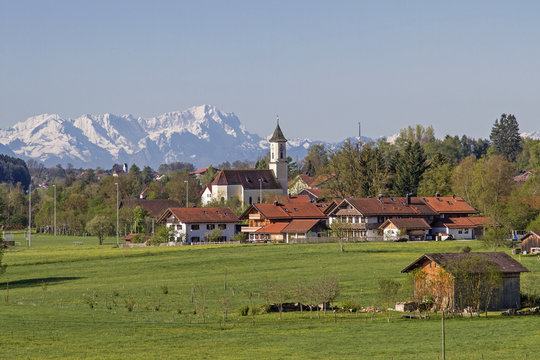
(269, 123), (287, 142)
(211, 169), (282, 190)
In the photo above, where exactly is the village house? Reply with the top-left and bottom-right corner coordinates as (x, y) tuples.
(157, 207), (240, 244)
(401, 252), (529, 311)
(520, 231), (540, 254)
(239, 200), (328, 243)
(327, 195), (437, 240)
(378, 217), (432, 241)
(200, 122), (288, 206)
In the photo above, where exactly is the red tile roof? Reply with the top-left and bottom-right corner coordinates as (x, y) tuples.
(158, 207), (240, 224)
(282, 219), (323, 233)
(242, 202), (327, 220)
(212, 169), (281, 190)
(256, 222), (289, 234)
(421, 196), (478, 214)
(432, 217), (493, 229)
(379, 217), (431, 230)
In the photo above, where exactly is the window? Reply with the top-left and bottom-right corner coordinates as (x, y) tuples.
(191, 224), (199, 230)
(458, 230), (463, 234)
(207, 224), (215, 230)
(218, 224), (227, 230)
(464, 229), (469, 234)
(249, 197), (253, 205)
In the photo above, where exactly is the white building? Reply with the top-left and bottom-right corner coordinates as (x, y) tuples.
(157, 207), (240, 244)
(201, 122), (288, 206)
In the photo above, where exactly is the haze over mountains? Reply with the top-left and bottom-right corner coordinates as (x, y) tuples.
(0, 105), (538, 169)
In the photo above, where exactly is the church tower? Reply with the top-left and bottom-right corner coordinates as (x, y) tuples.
(269, 118), (288, 194)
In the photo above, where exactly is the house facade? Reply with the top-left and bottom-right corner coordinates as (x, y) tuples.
(157, 207), (240, 244)
(520, 231), (540, 254)
(240, 200), (328, 243)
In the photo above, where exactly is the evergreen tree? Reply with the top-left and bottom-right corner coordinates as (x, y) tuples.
(490, 113), (522, 162)
(392, 141), (427, 196)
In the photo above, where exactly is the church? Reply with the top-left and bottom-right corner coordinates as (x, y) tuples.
(201, 121), (288, 206)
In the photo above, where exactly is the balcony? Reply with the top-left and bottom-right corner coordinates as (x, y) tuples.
(241, 226), (262, 233)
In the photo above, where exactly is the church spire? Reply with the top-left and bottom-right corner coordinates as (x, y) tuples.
(269, 119), (287, 143)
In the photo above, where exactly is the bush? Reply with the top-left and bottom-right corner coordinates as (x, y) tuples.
(461, 246), (472, 253)
(234, 232), (248, 243)
(160, 285), (169, 295)
(239, 305), (250, 316)
(341, 300), (360, 312)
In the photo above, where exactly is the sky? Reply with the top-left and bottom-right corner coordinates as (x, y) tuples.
(1, 1), (540, 141)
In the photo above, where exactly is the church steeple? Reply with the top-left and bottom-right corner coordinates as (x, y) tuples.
(269, 117), (288, 194)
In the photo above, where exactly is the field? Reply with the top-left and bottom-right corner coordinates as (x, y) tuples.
(1, 234), (539, 359)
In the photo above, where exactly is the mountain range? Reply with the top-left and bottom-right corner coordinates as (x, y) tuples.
(0, 105), (538, 169)
(0, 105), (369, 169)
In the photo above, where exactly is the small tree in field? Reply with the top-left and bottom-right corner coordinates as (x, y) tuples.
(378, 279), (401, 322)
(86, 215), (113, 245)
(205, 228), (223, 242)
(330, 218), (351, 252)
(0, 238), (6, 279)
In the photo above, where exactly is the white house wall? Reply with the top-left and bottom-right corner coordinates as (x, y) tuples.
(166, 221), (237, 243)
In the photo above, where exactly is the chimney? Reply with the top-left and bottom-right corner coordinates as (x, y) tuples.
(378, 194), (384, 203)
(273, 201), (278, 206)
(436, 192), (440, 198)
(406, 193), (411, 206)
(452, 194), (456, 199)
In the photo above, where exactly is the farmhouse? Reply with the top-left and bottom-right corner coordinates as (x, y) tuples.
(520, 231), (540, 254)
(327, 195), (437, 240)
(157, 207), (240, 244)
(240, 200), (328, 242)
(378, 218), (431, 241)
(401, 252), (529, 311)
(201, 122), (288, 206)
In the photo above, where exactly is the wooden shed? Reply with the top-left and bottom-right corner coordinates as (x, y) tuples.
(520, 231), (540, 254)
(402, 252), (530, 311)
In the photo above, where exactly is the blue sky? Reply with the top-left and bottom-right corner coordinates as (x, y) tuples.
(1, 1), (539, 141)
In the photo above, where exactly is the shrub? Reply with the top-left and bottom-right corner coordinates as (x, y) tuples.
(461, 246), (472, 253)
(160, 285), (169, 295)
(239, 305), (250, 316)
(341, 300), (360, 312)
(125, 297), (135, 312)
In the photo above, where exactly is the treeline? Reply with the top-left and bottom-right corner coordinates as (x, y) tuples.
(0, 155), (30, 190)
(303, 114), (540, 232)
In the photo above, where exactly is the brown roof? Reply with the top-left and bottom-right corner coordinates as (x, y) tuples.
(282, 219), (323, 233)
(432, 216), (493, 229)
(379, 218), (431, 230)
(338, 197), (437, 217)
(269, 123), (287, 142)
(519, 231), (540, 241)
(401, 252), (530, 274)
(298, 188), (335, 200)
(157, 207), (240, 224)
(421, 196), (478, 214)
(120, 199), (181, 218)
(212, 169), (281, 190)
(256, 222), (288, 234)
(241, 202), (327, 220)
(269, 194), (311, 204)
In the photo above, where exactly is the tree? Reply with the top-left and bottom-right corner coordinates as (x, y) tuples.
(481, 226), (509, 251)
(86, 215), (113, 245)
(200, 165), (217, 186)
(490, 113), (522, 162)
(0, 238), (6, 279)
(417, 154), (453, 196)
(302, 143), (329, 176)
(330, 218), (351, 252)
(378, 279), (401, 322)
(392, 141), (428, 196)
(205, 228), (223, 242)
(133, 206), (150, 233)
(327, 141), (363, 198)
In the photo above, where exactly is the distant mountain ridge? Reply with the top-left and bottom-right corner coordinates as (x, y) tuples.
(0, 105), (371, 169)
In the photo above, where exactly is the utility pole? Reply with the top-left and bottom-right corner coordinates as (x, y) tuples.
(258, 178), (262, 203)
(184, 180), (189, 207)
(442, 310), (446, 360)
(115, 183), (119, 247)
(53, 184), (56, 236)
(28, 184), (32, 248)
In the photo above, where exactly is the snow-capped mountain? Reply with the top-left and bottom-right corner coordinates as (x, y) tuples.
(0, 105), (363, 168)
(521, 131), (540, 140)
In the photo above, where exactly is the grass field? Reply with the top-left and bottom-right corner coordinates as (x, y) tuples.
(1, 234), (539, 359)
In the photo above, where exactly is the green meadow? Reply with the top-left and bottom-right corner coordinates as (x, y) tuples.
(1, 235), (538, 359)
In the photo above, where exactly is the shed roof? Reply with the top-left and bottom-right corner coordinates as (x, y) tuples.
(401, 252), (530, 274)
(282, 219), (323, 233)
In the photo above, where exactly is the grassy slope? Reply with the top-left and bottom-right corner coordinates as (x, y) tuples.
(1, 235), (539, 359)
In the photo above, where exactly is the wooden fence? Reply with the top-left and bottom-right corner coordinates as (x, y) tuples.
(287, 236), (384, 244)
